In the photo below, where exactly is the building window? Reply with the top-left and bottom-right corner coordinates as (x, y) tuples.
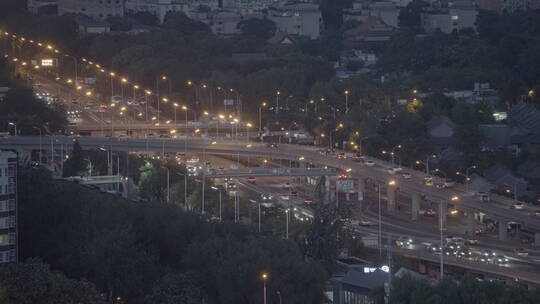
(0, 234), (8, 246)
(8, 199), (15, 211)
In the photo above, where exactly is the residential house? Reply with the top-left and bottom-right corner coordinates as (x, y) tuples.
(343, 16), (396, 50)
(331, 268), (389, 304)
(267, 31), (297, 45)
(426, 116), (457, 146)
(344, 1), (401, 28)
(421, 1), (478, 34)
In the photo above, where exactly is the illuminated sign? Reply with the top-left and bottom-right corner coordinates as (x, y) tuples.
(41, 59), (54, 67)
(363, 265), (390, 273)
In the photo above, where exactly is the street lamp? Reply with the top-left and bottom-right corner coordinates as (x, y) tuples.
(262, 273), (268, 304)
(259, 101), (267, 141)
(275, 90), (281, 116)
(211, 186), (222, 221)
(465, 165), (476, 193)
(8, 122), (17, 136)
(390, 144), (402, 168)
(344, 89), (350, 114)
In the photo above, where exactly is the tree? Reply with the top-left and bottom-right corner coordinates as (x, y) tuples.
(238, 18), (276, 40)
(145, 273), (202, 304)
(0, 259), (106, 304)
(162, 11), (211, 36)
(63, 140), (86, 177)
(398, 0), (428, 31)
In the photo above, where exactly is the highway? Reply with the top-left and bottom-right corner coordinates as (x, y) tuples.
(3, 135), (540, 234)
(199, 155), (540, 284)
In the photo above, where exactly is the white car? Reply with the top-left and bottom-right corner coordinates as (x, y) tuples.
(402, 172), (412, 179)
(512, 202), (525, 210)
(386, 168), (397, 174)
(364, 160), (375, 166)
(358, 219), (376, 226)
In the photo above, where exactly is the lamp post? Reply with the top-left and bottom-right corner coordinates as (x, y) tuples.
(262, 273), (268, 304)
(390, 144), (402, 168)
(259, 101), (267, 141)
(344, 89), (350, 114)
(109, 72), (115, 101)
(173, 103), (178, 129)
(275, 90), (281, 116)
(8, 122), (17, 136)
(285, 208), (289, 239)
(33, 126), (42, 164)
(465, 165), (476, 193)
(211, 186), (222, 221)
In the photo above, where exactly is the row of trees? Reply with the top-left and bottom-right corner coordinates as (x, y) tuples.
(18, 165), (339, 303)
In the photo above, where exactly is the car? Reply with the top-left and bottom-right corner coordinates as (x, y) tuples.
(396, 237), (414, 248)
(443, 179), (456, 188)
(534, 210), (540, 217)
(358, 219), (376, 226)
(280, 195), (290, 201)
(514, 248), (528, 257)
(267, 142), (279, 148)
(247, 177), (256, 184)
(364, 160), (375, 166)
(351, 153), (364, 162)
(226, 182), (237, 191)
(421, 209), (437, 217)
(386, 168), (397, 174)
(260, 193), (273, 201)
(392, 167), (403, 172)
(303, 199), (314, 204)
(337, 152), (347, 160)
(465, 238), (479, 245)
(401, 172), (412, 179)
(480, 249), (497, 258)
(456, 247), (474, 259)
(512, 202), (525, 210)
(494, 255), (509, 264)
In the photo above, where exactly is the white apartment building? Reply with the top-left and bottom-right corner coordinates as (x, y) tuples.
(268, 2), (322, 40)
(422, 1), (477, 34)
(0, 151), (17, 264)
(125, 0), (219, 23)
(58, 0), (125, 20)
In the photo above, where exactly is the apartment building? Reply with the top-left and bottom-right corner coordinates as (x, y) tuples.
(0, 151), (17, 264)
(58, 0), (125, 20)
(268, 2), (322, 40)
(422, 1), (477, 34)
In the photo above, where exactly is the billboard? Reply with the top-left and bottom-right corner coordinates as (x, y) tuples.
(224, 99), (234, 105)
(41, 59), (54, 67)
(336, 179), (354, 192)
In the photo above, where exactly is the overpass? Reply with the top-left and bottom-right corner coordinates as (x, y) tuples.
(3, 135), (540, 242)
(205, 167), (339, 178)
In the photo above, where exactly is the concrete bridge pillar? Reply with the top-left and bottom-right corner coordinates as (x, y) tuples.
(356, 178), (365, 201)
(387, 186), (396, 212)
(466, 211), (476, 235)
(535, 232), (540, 248)
(298, 162), (307, 183)
(498, 220), (507, 241)
(324, 176), (331, 204)
(411, 193), (420, 221)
